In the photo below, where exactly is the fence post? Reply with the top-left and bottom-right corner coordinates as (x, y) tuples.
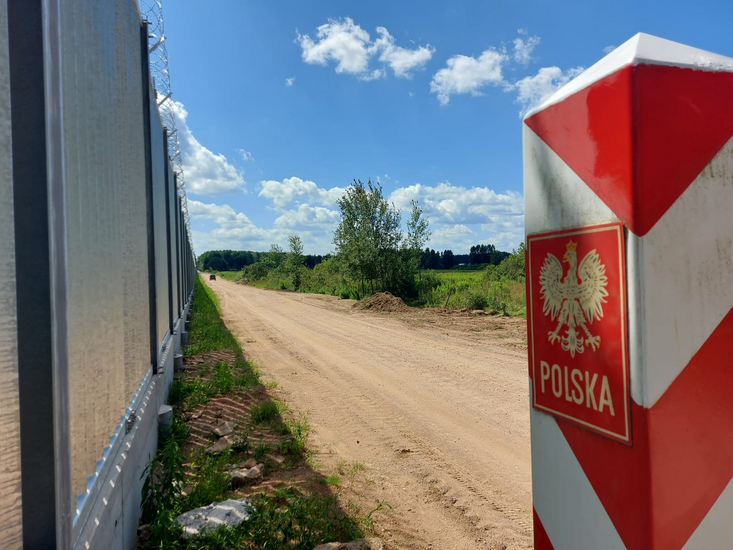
(163, 132), (174, 334)
(524, 33), (733, 549)
(141, 20), (159, 375)
(8, 0), (72, 546)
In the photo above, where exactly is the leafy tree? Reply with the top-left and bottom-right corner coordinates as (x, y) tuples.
(453, 253), (470, 266)
(442, 249), (454, 269)
(304, 255), (325, 269)
(204, 255), (227, 272)
(333, 179), (429, 298)
(469, 243), (497, 265)
(196, 250), (260, 271)
(484, 242), (526, 282)
(406, 200), (431, 264)
(263, 244), (286, 269)
(286, 235), (305, 290)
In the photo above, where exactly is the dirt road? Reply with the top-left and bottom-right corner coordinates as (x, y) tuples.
(207, 278), (532, 550)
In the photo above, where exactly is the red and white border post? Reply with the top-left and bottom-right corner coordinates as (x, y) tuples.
(523, 33), (733, 549)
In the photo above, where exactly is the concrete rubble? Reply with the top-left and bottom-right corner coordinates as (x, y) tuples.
(313, 539), (384, 550)
(206, 434), (244, 454)
(230, 463), (264, 487)
(212, 421), (235, 437)
(176, 497), (253, 538)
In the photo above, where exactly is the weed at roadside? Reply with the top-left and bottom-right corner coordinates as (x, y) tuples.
(184, 449), (233, 510)
(250, 400), (287, 425)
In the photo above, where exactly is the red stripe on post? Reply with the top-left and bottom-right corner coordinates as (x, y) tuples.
(525, 65), (733, 236)
(558, 307), (733, 549)
(533, 508), (556, 550)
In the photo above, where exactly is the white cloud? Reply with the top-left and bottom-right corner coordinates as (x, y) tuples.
(189, 199), (338, 254)
(190, 179), (525, 255)
(236, 148), (254, 161)
(297, 17), (372, 75)
(296, 17), (434, 80)
(430, 224), (476, 251)
(513, 35), (540, 65)
(429, 48), (507, 105)
(603, 45), (615, 54)
(509, 65), (584, 117)
(286, 77), (296, 86)
(371, 27), (435, 78)
(274, 204), (340, 229)
(359, 68), (385, 81)
(429, 30), (582, 116)
(172, 101), (245, 195)
(189, 200), (274, 250)
(258, 177), (344, 209)
(389, 182), (524, 251)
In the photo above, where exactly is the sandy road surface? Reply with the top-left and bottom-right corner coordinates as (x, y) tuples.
(206, 278), (532, 550)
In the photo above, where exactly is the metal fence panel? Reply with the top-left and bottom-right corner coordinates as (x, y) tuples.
(1, 0), (197, 543)
(61, 0), (150, 504)
(151, 108), (170, 345)
(168, 164), (180, 320)
(0, 0), (23, 545)
(176, 199), (183, 315)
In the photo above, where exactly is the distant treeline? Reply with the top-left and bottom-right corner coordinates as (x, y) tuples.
(199, 243), (512, 273)
(420, 244), (510, 270)
(197, 250), (325, 272)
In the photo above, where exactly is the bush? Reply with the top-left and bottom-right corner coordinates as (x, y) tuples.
(467, 292), (488, 310)
(484, 243), (525, 283)
(486, 281), (510, 314)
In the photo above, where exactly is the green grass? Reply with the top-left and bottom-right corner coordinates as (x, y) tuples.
(185, 276), (240, 356)
(215, 271), (240, 281)
(434, 269), (483, 283)
(140, 274), (370, 550)
(323, 475), (341, 487)
(250, 400), (281, 424)
(444, 263), (489, 271)
(168, 360), (259, 411)
(233, 259), (526, 316)
(417, 269), (526, 315)
(189, 487), (364, 550)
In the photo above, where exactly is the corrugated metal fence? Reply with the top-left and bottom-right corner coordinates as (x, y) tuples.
(0, 0), (196, 548)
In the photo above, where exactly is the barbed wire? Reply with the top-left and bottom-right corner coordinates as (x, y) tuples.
(139, 0), (194, 257)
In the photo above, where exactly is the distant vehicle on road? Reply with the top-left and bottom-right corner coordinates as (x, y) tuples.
(209, 274), (216, 281)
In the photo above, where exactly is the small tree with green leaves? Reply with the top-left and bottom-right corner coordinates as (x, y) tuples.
(333, 179), (429, 299)
(287, 234), (305, 290)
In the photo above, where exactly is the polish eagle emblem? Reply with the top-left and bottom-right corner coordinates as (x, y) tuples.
(539, 240), (609, 357)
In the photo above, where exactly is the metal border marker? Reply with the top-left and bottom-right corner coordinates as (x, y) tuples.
(524, 33), (733, 549)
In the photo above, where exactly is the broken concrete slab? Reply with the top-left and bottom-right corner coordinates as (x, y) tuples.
(176, 498), (253, 538)
(213, 421), (235, 437)
(206, 435), (244, 454)
(313, 539), (384, 550)
(230, 463), (265, 487)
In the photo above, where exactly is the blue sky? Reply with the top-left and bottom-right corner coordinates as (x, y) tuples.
(164, 0), (733, 255)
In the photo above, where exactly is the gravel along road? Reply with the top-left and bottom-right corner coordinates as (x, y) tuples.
(206, 277), (533, 550)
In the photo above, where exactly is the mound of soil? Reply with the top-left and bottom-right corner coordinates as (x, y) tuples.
(354, 292), (410, 312)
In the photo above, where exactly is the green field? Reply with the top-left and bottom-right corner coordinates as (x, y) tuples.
(212, 270), (240, 281)
(417, 269), (526, 315)
(211, 268), (526, 316)
(434, 269), (483, 283)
